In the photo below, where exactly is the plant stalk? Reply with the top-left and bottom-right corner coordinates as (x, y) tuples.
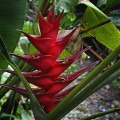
(57, 61), (120, 119)
(81, 108), (120, 120)
(8, 61), (45, 120)
(32, 0), (44, 33)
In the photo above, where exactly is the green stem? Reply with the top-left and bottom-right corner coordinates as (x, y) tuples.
(0, 63), (32, 99)
(6, 91), (16, 114)
(32, 0), (44, 33)
(9, 62), (45, 120)
(43, 44), (120, 120)
(0, 76), (19, 99)
(42, 0), (51, 15)
(11, 94), (21, 120)
(80, 19), (111, 34)
(0, 35), (45, 119)
(3, 60), (25, 84)
(51, 0), (55, 9)
(81, 108), (120, 120)
(57, 61), (120, 119)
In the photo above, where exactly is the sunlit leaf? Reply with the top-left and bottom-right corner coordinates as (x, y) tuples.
(80, 1), (120, 50)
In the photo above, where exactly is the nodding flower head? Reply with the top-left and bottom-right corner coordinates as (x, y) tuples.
(0, 8), (98, 113)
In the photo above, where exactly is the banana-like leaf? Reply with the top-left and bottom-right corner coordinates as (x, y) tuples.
(55, 0), (79, 13)
(80, 1), (120, 50)
(0, 0), (26, 76)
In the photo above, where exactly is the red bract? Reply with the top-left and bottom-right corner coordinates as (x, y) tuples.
(0, 8), (99, 113)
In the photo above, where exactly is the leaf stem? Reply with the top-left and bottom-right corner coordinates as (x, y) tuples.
(0, 35), (45, 120)
(42, 0), (51, 15)
(9, 62), (45, 120)
(80, 20), (111, 34)
(0, 63), (32, 99)
(60, 61), (120, 119)
(81, 108), (120, 120)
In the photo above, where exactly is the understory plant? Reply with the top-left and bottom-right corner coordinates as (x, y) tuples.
(0, 0), (120, 120)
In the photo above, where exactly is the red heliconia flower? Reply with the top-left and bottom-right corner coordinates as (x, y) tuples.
(0, 8), (99, 113)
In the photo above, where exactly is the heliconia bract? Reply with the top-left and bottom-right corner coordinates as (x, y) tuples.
(0, 7), (99, 113)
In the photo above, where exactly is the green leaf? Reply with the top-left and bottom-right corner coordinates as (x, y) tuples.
(29, 44), (38, 55)
(0, 36), (11, 62)
(58, 49), (71, 59)
(0, 0), (26, 76)
(106, 0), (120, 8)
(80, 1), (120, 50)
(55, 0), (79, 13)
(22, 21), (32, 34)
(2, 91), (16, 115)
(81, 1), (107, 16)
(97, 0), (107, 7)
(0, 113), (16, 119)
(19, 106), (32, 120)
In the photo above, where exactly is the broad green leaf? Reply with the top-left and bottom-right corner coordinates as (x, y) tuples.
(0, 0), (26, 76)
(80, 1), (120, 50)
(81, 1), (107, 16)
(55, 0), (79, 13)
(0, 36), (11, 62)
